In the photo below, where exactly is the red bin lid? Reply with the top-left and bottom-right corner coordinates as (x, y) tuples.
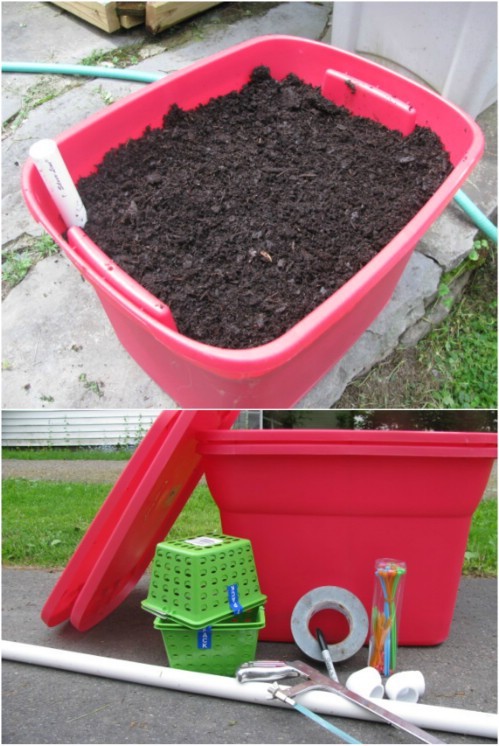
(41, 409), (239, 630)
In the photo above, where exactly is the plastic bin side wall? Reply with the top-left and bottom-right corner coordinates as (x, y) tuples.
(221, 510), (472, 645)
(206, 453), (495, 514)
(204, 451), (496, 644)
(92, 252), (410, 406)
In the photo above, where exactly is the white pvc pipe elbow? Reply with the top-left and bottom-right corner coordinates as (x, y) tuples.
(346, 667), (384, 699)
(385, 671), (425, 703)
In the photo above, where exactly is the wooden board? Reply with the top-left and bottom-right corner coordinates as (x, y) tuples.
(116, 2), (147, 29)
(53, 2), (123, 33)
(117, 14), (145, 30)
(53, 2), (220, 34)
(146, 2), (220, 34)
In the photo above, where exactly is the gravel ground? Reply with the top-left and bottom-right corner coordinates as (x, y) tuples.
(1, 459), (128, 483)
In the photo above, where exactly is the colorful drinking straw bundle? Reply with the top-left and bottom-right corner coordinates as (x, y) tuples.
(368, 559), (407, 676)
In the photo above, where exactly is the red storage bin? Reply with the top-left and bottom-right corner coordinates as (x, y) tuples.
(22, 36), (484, 408)
(198, 429), (497, 644)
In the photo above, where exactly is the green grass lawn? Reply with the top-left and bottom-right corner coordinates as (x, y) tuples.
(2, 477), (496, 576)
(416, 286), (497, 409)
(2, 447), (134, 460)
(463, 497), (497, 576)
(2, 479), (221, 567)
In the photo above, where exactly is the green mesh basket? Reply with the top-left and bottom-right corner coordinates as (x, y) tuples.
(142, 534), (267, 627)
(154, 605), (265, 676)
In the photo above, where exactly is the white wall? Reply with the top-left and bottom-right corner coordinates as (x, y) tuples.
(331, 1), (497, 118)
(2, 409), (162, 447)
(1, 410), (263, 447)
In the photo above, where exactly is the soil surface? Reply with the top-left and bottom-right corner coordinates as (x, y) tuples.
(78, 67), (452, 349)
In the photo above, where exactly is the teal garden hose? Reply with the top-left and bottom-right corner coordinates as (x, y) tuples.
(2, 60), (497, 243)
(453, 189), (497, 244)
(2, 60), (164, 83)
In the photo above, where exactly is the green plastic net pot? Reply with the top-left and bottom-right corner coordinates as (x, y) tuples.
(142, 534), (267, 627)
(154, 605), (266, 676)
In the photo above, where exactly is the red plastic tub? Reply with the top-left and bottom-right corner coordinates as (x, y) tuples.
(198, 429), (497, 644)
(22, 36), (484, 407)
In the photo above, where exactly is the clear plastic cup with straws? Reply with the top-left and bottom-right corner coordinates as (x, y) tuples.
(368, 558), (407, 676)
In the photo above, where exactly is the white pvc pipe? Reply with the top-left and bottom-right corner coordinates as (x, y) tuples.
(2, 641), (496, 740)
(29, 139), (87, 228)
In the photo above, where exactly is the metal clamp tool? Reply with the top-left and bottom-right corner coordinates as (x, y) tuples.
(237, 660), (445, 744)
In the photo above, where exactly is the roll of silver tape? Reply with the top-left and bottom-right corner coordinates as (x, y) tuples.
(291, 586), (369, 662)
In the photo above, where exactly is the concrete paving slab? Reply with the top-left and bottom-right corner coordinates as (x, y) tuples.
(2, 567), (496, 744)
(133, 0), (331, 74)
(1, 0), (147, 127)
(1, 1), (146, 63)
(3, 81), (134, 244)
(2, 254), (174, 408)
(1, 1), (496, 408)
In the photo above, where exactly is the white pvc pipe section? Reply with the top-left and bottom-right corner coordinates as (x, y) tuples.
(29, 139), (87, 228)
(3, 641), (496, 740)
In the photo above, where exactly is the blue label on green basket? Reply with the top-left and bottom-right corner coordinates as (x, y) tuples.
(227, 583), (244, 614)
(197, 627), (212, 649)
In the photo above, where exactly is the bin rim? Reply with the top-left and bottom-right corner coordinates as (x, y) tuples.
(197, 428), (498, 458)
(153, 604), (266, 631)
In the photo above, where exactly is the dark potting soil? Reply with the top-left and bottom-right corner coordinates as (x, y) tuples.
(77, 67), (453, 349)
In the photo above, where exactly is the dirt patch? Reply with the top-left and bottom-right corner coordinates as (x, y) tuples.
(77, 67), (452, 349)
